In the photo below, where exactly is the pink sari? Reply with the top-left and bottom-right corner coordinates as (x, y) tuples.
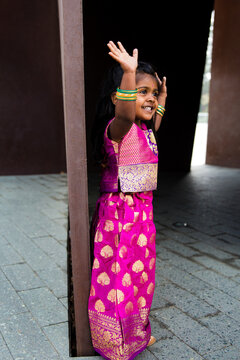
(88, 190), (156, 360)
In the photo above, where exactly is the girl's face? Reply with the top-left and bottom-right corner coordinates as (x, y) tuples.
(135, 73), (159, 123)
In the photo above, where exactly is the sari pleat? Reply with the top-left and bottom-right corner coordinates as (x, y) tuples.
(88, 190), (156, 360)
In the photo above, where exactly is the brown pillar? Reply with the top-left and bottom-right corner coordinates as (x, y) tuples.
(206, 0), (240, 168)
(58, 0), (94, 355)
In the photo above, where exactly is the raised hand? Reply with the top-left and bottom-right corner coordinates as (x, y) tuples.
(107, 41), (138, 73)
(155, 72), (167, 99)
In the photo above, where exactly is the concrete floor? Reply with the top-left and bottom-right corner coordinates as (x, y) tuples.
(0, 164), (240, 359)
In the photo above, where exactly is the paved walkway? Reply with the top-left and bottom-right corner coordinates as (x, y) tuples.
(0, 164), (240, 359)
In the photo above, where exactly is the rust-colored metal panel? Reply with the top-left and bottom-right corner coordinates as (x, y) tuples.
(58, 0), (94, 356)
(0, 0), (66, 175)
(207, 0), (240, 168)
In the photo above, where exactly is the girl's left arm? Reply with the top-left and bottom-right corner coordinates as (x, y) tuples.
(155, 75), (167, 132)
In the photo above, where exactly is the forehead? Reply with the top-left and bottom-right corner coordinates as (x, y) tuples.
(136, 73), (158, 89)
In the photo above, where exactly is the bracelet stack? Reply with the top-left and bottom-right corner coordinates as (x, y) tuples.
(156, 104), (165, 117)
(116, 88), (137, 101)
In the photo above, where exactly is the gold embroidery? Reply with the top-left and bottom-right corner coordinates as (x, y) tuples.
(95, 229), (103, 243)
(100, 245), (113, 258)
(123, 223), (133, 232)
(89, 309), (150, 360)
(142, 211), (147, 221)
(149, 233), (156, 244)
(90, 284), (95, 296)
(119, 245), (127, 258)
(137, 234), (147, 247)
(145, 248), (149, 258)
(149, 257), (155, 270)
(133, 286), (138, 296)
(116, 289), (125, 304)
(104, 220), (114, 232)
(130, 234), (137, 245)
(115, 209), (119, 219)
(97, 272), (110, 286)
(125, 301), (133, 314)
(140, 271), (148, 284)
(118, 222), (123, 232)
(149, 210), (153, 220)
(95, 299), (105, 312)
(137, 296), (146, 308)
(114, 234), (119, 247)
(147, 282), (154, 295)
(122, 273), (132, 287)
(125, 195), (134, 206)
(92, 258), (100, 269)
(133, 212), (139, 223)
(119, 163), (158, 193)
(132, 260), (144, 273)
(111, 261), (121, 274)
(107, 289), (117, 303)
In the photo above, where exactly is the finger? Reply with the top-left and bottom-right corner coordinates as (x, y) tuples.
(107, 41), (120, 54)
(108, 51), (121, 62)
(133, 48), (138, 60)
(117, 41), (127, 53)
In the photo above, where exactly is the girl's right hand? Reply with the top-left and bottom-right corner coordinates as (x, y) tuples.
(107, 41), (138, 73)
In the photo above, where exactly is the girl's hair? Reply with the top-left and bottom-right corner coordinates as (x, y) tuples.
(91, 61), (160, 164)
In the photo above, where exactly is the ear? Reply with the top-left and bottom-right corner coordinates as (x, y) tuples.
(111, 92), (117, 105)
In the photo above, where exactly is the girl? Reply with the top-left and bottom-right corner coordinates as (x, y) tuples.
(88, 41), (167, 360)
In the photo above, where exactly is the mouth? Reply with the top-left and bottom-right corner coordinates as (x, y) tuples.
(142, 105), (154, 113)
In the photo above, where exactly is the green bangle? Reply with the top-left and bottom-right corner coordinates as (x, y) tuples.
(116, 87), (137, 94)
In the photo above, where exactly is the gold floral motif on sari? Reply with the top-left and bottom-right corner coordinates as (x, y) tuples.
(89, 309), (150, 360)
(132, 260), (144, 273)
(97, 272), (110, 286)
(122, 273), (132, 287)
(100, 245), (113, 258)
(137, 234), (147, 247)
(111, 261), (121, 274)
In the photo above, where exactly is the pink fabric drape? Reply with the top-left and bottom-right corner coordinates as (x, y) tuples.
(88, 190), (156, 360)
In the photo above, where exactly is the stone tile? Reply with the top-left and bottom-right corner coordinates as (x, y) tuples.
(136, 349), (158, 359)
(0, 269), (27, 322)
(192, 256), (240, 277)
(2, 224), (54, 272)
(2, 263), (44, 291)
(157, 282), (217, 318)
(37, 263), (67, 298)
(160, 239), (200, 257)
(0, 243), (23, 265)
(152, 307), (228, 355)
(155, 261), (212, 295)
(59, 296), (68, 309)
(148, 316), (173, 340)
(156, 247), (205, 273)
(188, 241), (234, 260)
(0, 312), (59, 360)
(203, 345), (240, 360)
(43, 322), (69, 358)
(199, 312), (240, 350)
(0, 333), (14, 360)
(19, 287), (68, 326)
(33, 236), (67, 267)
(193, 269), (240, 299)
(149, 336), (204, 360)
(196, 287), (240, 322)
(157, 229), (197, 244)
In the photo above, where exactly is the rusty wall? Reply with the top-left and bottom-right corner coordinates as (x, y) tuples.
(0, 1), (66, 175)
(207, 0), (240, 168)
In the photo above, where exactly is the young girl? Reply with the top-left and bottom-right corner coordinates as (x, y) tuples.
(88, 41), (167, 360)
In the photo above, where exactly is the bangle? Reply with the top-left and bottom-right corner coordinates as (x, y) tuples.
(156, 104), (165, 116)
(116, 87), (137, 101)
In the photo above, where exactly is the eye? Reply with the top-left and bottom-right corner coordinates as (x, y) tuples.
(139, 89), (147, 95)
(153, 91), (159, 98)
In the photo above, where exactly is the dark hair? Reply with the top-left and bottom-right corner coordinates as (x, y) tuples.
(91, 61), (160, 164)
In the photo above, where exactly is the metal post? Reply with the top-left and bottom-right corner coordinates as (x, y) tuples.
(57, 0), (94, 355)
